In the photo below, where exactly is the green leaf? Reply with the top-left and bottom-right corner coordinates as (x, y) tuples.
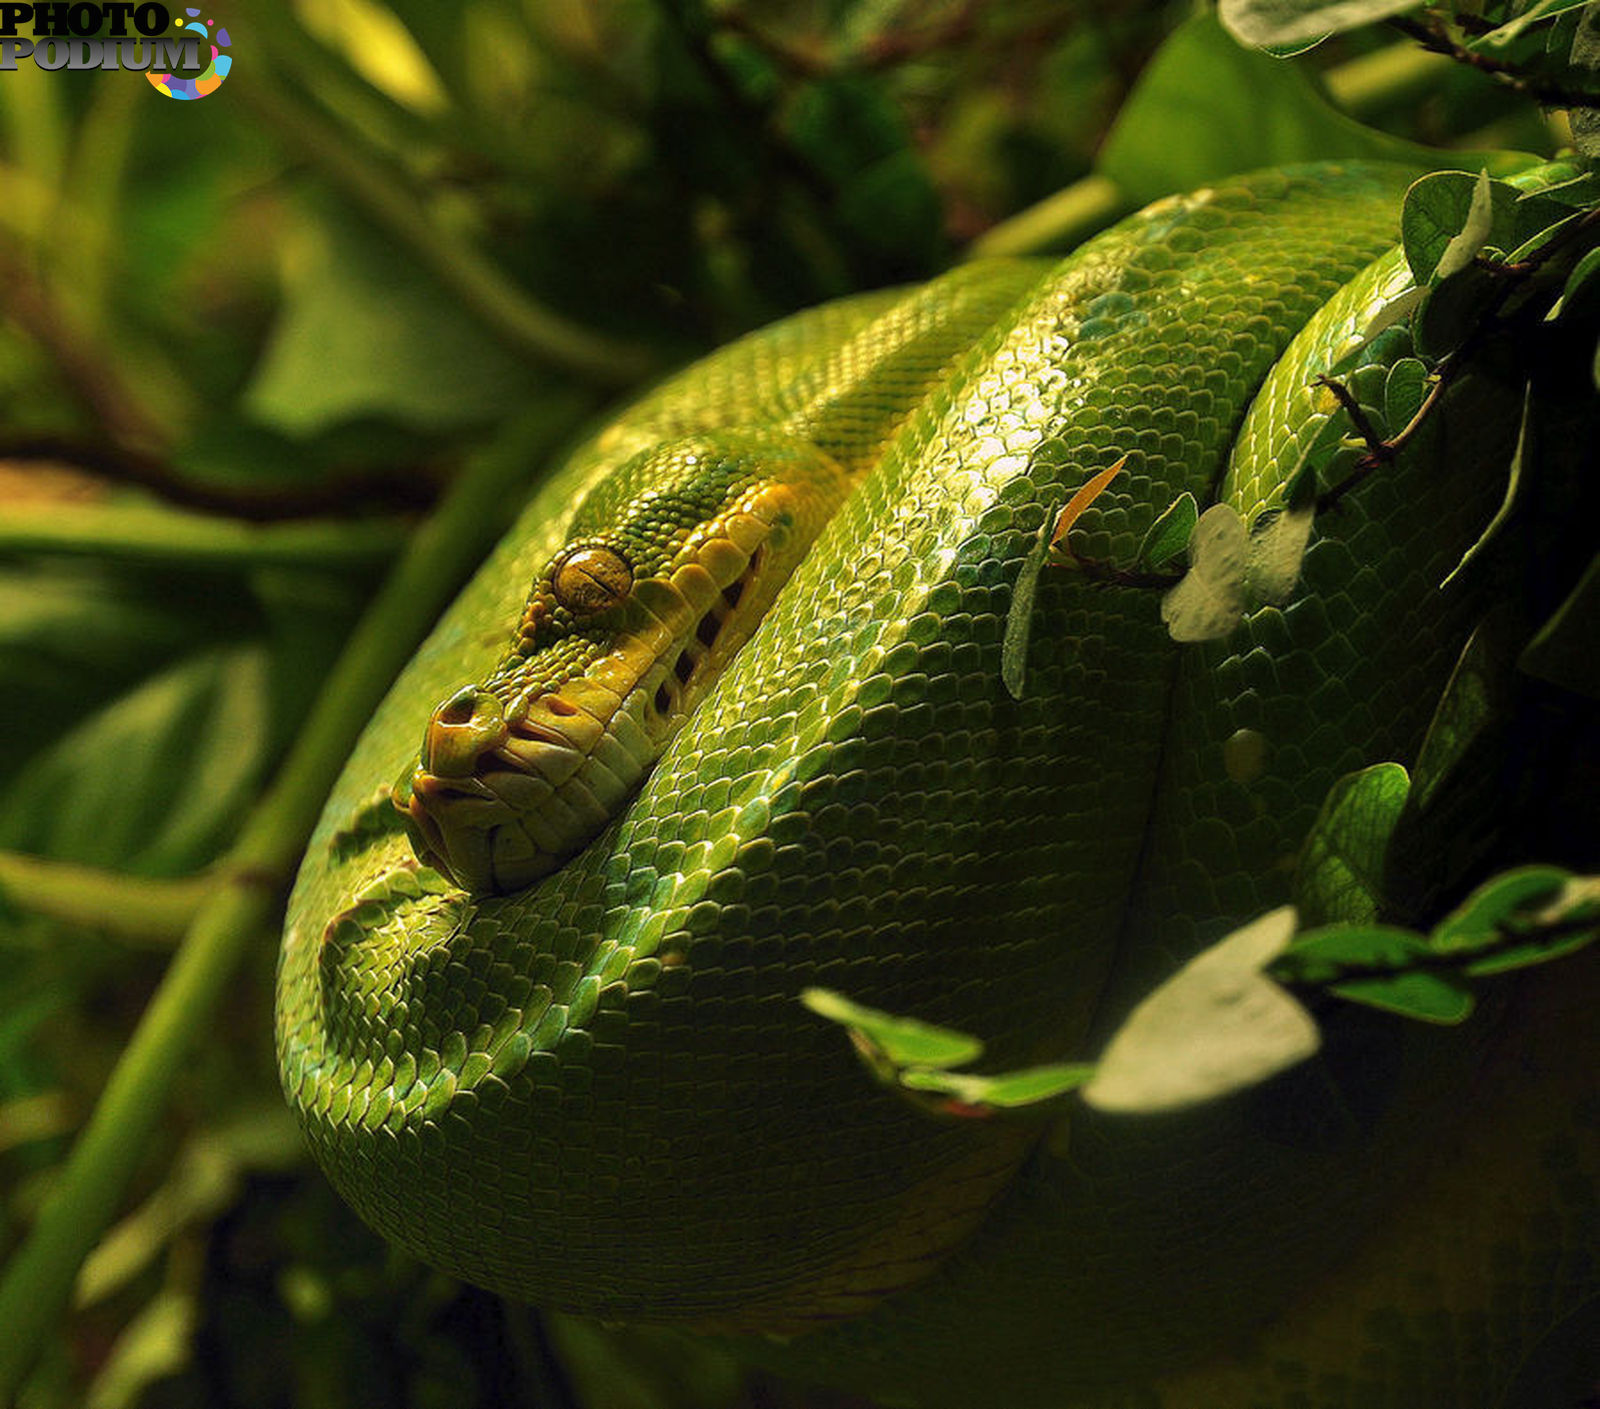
(1550, 245), (1600, 324)
(1002, 510), (1055, 701)
(1382, 615), (1522, 922)
(800, 988), (984, 1069)
(900, 1063), (1096, 1110)
(1409, 619), (1507, 811)
(1401, 171), (1521, 286)
(1510, 182), (1591, 238)
(1521, 169), (1600, 211)
(1501, 206), (1586, 267)
(1273, 925), (1476, 1022)
(1436, 169), (1497, 280)
(1453, 875), (1599, 976)
(1383, 356), (1429, 431)
(1081, 907), (1320, 1113)
(1519, 552), (1600, 699)
(1137, 492), (1199, 570)
(1430, 865), (1576, 969)
(1218, 0), (1425, 49)
(245, 205), (539, 436)
(1160, 504), (1249, 643)
(1097, 13), (1443, 205)
(1441, 386), (1533, 589)
(1293, 762), (1411, 927)
(0, 645), (273, 876)
(1561, 244), (1600, 297)
(1272, 922), (1424, 980)
(1344, 360), (1394, 423)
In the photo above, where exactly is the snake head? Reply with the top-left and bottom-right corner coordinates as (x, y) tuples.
(394, 432), (850, 894)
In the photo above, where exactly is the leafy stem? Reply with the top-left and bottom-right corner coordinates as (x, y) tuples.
(809, 870), (1596, 1122)
(1312, 371), (1420, 512)
(1319, 202), (1600, 514)
(1271, 914), (1588, 990)
(1386, 11), (1600, 111)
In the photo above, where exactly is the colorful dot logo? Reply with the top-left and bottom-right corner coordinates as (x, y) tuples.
(148, 9), (230, 99)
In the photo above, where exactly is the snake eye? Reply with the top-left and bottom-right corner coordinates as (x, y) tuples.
(551, 546), (633, 616)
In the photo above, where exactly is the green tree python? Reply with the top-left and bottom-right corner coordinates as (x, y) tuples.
(277, 162), (1598, 1407)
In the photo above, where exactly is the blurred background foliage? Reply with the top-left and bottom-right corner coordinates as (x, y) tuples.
(0, 0), (1578, 1405)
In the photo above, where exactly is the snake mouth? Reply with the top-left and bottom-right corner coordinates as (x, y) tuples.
(647, 550), (755, 722)
(400, 537), (774, 893)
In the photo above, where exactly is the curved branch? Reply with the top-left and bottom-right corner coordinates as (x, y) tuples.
(0, 852), (211, 948)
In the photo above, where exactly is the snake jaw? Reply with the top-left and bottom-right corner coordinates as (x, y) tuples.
(397, 770), (508, 892)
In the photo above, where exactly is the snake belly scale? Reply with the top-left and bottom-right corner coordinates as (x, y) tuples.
(278, 161), (1594, 1402)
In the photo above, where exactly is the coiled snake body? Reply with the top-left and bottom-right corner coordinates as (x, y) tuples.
(279, 163), (1597, 1407)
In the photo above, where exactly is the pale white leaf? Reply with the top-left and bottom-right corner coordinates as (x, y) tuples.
(1082, 906), (1321, 1113)
(1246, 503), (1316, 602)
(1435, 169), (1495, 280)
(1160, 504), (1250, 642)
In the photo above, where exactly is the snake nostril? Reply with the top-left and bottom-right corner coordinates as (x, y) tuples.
(438, 689), (481, 726)
(423, 688), (508, 777)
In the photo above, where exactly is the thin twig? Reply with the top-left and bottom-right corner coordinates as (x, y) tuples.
(1317, 351), (1458, 514)
(1315, 375), (1396, 462)
(1059, 557), (1186, 590)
